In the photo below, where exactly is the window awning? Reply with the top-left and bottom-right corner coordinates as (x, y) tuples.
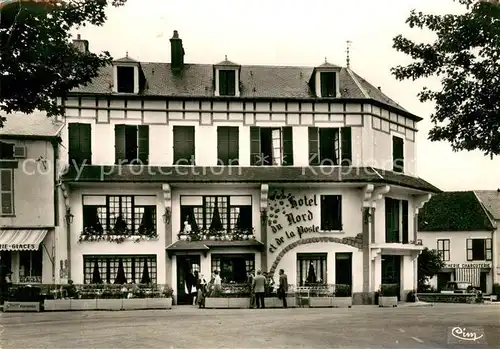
(0, 229), (49, 251)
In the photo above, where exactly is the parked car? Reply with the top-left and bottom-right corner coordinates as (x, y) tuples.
(440, 281), (474, 294)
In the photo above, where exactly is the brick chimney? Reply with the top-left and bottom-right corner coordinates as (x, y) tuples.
(72, 34), (89, 53)
(170, 30), (184, 70)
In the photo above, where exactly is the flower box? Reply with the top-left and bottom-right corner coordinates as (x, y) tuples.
(122, 299), (148, 310)
(44, 299), (71, 311)
(228, 298), (251, 309)
(70, 299), (98, 311)
(309, 297), (333, 308)
(330, 297), (352, 308)
(204, 297), (229, 308)
(96, 299), (122, 310)
(378, 296), (398, 307)
(264, 297), (296, 308)
(146, 298), (172, 309)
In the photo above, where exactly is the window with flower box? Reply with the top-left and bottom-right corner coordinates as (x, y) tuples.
(82, 195), (156, 236)
(180, 195), (253, 239)
(83, 255), (157, 284)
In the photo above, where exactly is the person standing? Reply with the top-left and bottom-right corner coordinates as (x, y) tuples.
(252, 270), (266, 309)
(247, 269), (255, 308)
(278, 269), (288, 308)
(212, 270), (222, 297)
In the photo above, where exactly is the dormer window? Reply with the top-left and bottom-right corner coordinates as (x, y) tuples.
(214, 57), (240, 97)
(219, 70), (236, 96)
(311, 61), (341, 98)
(320, 72), (336, 97)
(117, 66), (135, 93)
(113, 54), (140, 94)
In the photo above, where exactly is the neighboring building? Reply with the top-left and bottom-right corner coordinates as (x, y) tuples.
(475, 190), (500, 286)
(0, 112), (63, 284)
(56, 31), (440, 304)
(418, 191), (496, 293)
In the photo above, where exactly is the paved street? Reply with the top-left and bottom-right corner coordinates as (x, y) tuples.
(0, 304), (498, 348)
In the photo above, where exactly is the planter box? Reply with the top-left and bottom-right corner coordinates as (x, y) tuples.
(146, 298), (172, 309)
(264, 297), (296, 308)
(331, 297), (352, 308)
(97, 299), (122, 310)
(4, 301), (40, 312)
(122, 298), (148, 310)
(228, 298), (251, 309)
(205, 297), (229, 308)
(379, 296), (398, 307)
(70, 299), (97, 311)
(44, 299), (71, 311)
(309, 297), (333, 308)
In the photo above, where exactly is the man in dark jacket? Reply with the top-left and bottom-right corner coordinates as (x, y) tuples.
(278, 269), (288, 308)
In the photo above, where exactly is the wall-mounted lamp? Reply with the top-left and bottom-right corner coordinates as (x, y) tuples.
(65, 209), (74, 224)
(260, 209), (268, 225)
(163, 207), (171, 224)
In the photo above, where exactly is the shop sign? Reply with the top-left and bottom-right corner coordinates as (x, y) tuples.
(3, 302), (40, 312)
(444, 263), (491, 269)
(0, 244), (36, 250)
(268, 192), (319, 253)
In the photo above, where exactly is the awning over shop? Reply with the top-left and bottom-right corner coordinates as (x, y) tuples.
(0, 229), (49, 251)
(166, 239), (265, 257)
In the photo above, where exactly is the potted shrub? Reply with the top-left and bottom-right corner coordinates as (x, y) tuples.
(406, 290), (418, 303)
(146, 284), (173, 309)
(4, 285), (42, 312)
(331, 284), (352, 308)
(378, 284), (399, 307)
(205, 284), (250, 308)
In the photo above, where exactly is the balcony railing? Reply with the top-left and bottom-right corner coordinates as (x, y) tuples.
(177, 228), (255, 242)
(79, 225), (158, 243)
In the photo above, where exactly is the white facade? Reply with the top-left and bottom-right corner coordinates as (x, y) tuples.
(419, 231), (495, 293)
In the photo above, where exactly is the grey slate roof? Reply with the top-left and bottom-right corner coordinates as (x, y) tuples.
(418, 191), (496, 232)
(62, 165), (441, 193)
(71, 62), (415, 118)
(475, 190), (500, 220)
(0, 111), (63, 138)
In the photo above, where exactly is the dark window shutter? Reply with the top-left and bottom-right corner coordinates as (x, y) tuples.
(174, 126), (195, 165)
(0, 142), (14, 159)
(486, 238), (492, 261)
(385, 198), (394, 242)
(308, 127), (319, 165)
(0, 169), (13, 215)
(68, 123), (80, 165)
(217, 127), (229, 165)
(228, 126), (239, 165)
(402, 200), (409, 243)
(115, 125), (126, 164)
(219, 70), (228, 95)
(319, 128), (335, 165)
(250, 127), (261, 166)
(282, 127), (293, 166)
(137, 125), (149, 164)
(79, 124), (92, 165)
(334, 195), (342, 230)
(227, 70), (236, 96)
(393, 136), (404, 173)
(341, 127), (352, 166)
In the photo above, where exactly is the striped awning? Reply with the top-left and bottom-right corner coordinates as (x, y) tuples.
(0, 229), (49, 251)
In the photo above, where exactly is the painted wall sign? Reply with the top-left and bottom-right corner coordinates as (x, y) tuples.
(444, 263), (491, 269)
(267, 190), (320, 253)
(0, 244), (36, 251)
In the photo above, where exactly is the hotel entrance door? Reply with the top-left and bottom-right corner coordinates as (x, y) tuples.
(176, 255), (201, 305)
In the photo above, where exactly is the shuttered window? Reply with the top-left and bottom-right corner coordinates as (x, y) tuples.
(217, 126), (239, 165)
(308, 127), (351, 166)
(320, 72), (336, 97)
(393, 136), (404, 173)
(320, 195), (342, 231)
(402, 200), (409, 243)
(467, 239), (492, 261)
(173, 126), (195, 164)
(249, 127), (293, 166)
(0, 169), (13, 215)
(115, 125), (149, 165)
(68, 123), (92, 165)
(385, 198), (400, 243)
(219, 70), (236, 96)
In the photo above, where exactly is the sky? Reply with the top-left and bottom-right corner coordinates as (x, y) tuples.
(76, 0), (500, 191)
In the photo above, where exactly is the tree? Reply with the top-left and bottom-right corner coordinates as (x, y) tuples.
(0, 0), (127, 126)
(417, 247), (445, 292)
(392, 0), (500, 158)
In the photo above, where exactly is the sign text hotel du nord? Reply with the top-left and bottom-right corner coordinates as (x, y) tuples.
(268, 191), (319, 253)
